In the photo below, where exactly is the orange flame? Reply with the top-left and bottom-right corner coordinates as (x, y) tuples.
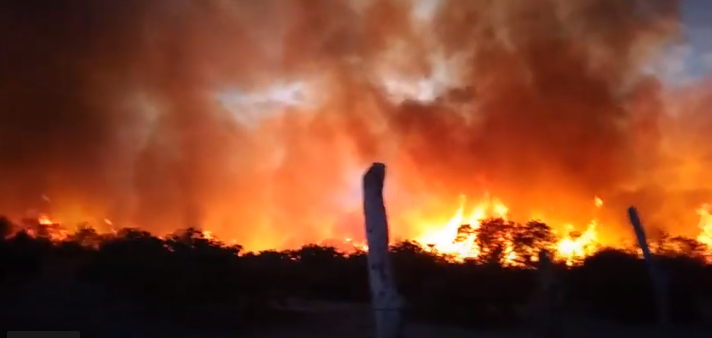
(412, 195), (601, 265)
(414, 194), (510, 260)
(13, 193), (712, 265)
(696, 204), (712, 249)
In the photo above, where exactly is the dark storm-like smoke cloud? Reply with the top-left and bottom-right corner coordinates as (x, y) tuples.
(0, 0), (698, 247)
(383, 0), (684, 230)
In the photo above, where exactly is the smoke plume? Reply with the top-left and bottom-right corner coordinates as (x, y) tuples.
(0, 0), (705, 248)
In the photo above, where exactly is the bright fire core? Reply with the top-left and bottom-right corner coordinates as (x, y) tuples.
(19, 193), (712, 266)
(409, 195), (712, 265)
(412, 195), (603, 265)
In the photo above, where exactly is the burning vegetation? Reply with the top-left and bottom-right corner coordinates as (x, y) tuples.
(0, 0), (710, 261)
(6, 190), (712, 268)
(4, 0), (712, 334)
(3, 208), (712, 331)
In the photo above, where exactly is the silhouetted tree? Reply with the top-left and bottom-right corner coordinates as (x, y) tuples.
(390, 240), (445, 300)
(472, 218), (516, 265)
(66, 225), (103, 248)
(511, 220), (557, 267)
(652, 233), (707, 261)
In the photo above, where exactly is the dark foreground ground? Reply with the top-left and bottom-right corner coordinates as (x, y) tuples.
(2, 275), (712, 338)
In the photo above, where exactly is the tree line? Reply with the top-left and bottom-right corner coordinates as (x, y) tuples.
(1, 216), (711, 333)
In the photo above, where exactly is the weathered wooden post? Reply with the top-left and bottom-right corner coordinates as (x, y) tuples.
(627, 206), (669, 326)
(363, 163), (403, 338)
(535, 249), (561, 338)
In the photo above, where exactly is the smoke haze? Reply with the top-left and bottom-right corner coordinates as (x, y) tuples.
(0, 0), (709, 249)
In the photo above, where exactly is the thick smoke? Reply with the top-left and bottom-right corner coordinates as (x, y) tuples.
(0, 0), (704, 248)
(387, 0), (685, 235)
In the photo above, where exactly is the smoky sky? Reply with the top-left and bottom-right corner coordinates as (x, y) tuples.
(0, 0), (708, 248)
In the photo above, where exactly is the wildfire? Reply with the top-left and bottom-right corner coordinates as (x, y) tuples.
(202, 230), (214, 240)
(414, 194), (510, 260)
(345, 237), (368, 251)
(556, 221), (599, 266)
(696, 204), (712, 248)
(37, 214), (54, 226)
(410, 194), (712, 265)
(28, 214), (69, 241)
(412, 194), (601, 265)
(555, 197), (602, 266)
(10, 193), (712, 266)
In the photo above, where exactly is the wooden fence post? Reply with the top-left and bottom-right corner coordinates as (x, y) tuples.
(536, 250), (562, 338)
(627, 206), (670, 326)
(363, 163), (403, 338)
